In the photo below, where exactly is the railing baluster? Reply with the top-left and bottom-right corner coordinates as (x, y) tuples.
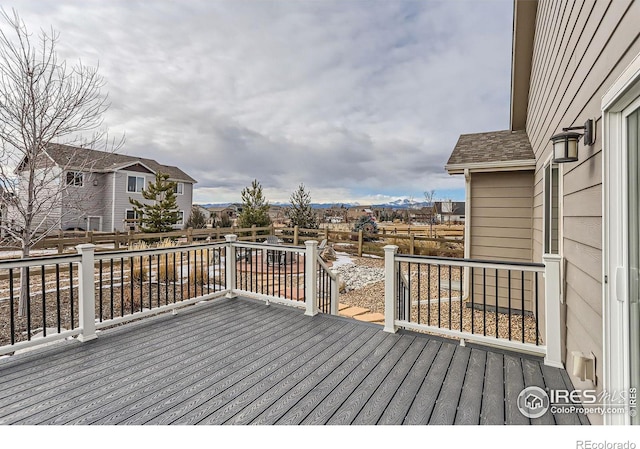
(437, 264), (441, 329)
(482, 268), (486, 336)
(9, 268), (14, 345)
(129, 257), (134, 315)
(448, 265), (452, 330)
(165, 253), (169, 305)
(120, 257), (124, 317)
(173, 252), (177, 301)
(535, 271), (539, 346)
(495, 268), (499, 339)
(508, 270), (512, 341)
(139, 255), (143, 312)
(70, 263), (74, 329)
(41, 265), (46, 337)
(417, 263), (421, 325)
(427, 264), (431, 326)
(200, 248), (204, 297)
(157, 253), (161, 307)
(56, 264), (61, 333)
(471, 266), (475, 334)
(459, 266), (463, 332)
(110, 259), (114, 320)
(26, 266), (31, 340)
(148, 255), (152, 309)
(99, 259), (103, 322)
(180, 251), (184, 301)
(521, 272), (525, 343)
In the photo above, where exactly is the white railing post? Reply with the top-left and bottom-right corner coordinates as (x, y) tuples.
(225, 234), (237, 298)
(76, 244), (97, 342)
(384, 245), (399, 333)
(305, 240), (318, 316)
(543, 254), (563, 368)
(330, 273), (339, 316)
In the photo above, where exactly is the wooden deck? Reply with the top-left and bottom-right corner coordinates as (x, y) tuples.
(0, 296), (588, 425)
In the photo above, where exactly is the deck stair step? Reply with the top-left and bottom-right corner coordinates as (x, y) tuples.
(339, 306), (370, 318)
(354, 312), (385, 323)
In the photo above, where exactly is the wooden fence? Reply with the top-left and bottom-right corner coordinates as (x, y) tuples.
(26, 224), (463, 258)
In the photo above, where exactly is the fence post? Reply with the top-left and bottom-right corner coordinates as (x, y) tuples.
(304, 240), (318, 316)
(128, 229), (133, 247)
(57, 230), (64, 254)
(114, 230), (120, 250)
(410, 234), (415, 255)
(225, 234), (237, 298)
(187, 227), (193, 244)
(76, 244), (97, 342)
(251, 225), (257, 242)
(294, 225), (299, 246)
(358, 230), (363, 257)
(543, 254), (563, 368)
(383, 245), (399, 333)
(270, 223), (275, 236)
(324, 227), (329, 241)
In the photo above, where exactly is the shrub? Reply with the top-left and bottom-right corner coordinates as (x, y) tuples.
(130, 241), (149, 281)
(157, 239), (179, 282)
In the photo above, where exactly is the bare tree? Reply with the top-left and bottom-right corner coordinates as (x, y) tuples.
(424, 189), (437, 237)
(0, 9), (120, 315)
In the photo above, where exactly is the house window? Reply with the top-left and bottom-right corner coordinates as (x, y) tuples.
(125, 210), (140, 221)
(127, 176), (145, 193)
(544, 162), (559, 254)
(173, 182), (184, 195)
(176, 210), (184, 226)
(66, 171), (84, 187)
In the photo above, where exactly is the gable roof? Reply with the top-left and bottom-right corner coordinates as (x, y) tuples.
(445, 129), (535, 174)
(45, 144), (197, 183)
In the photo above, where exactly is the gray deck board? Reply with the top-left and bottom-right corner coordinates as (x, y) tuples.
(376, 339), (441, 425)
(403, 341), (456, 424)
(430, 345), (471, 424)
(29, 305), (305, 425)
(480, 351), (505, 424)
(0, 296), (587, 426)
(351, 338), (428, 425)
(325, 336), (415, 424)
(504, 354), (529, 425)
(454, 348), (486, 424)
(523, 358), (555, 425)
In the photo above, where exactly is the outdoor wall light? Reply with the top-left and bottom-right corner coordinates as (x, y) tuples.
(550, 119), (594, 163)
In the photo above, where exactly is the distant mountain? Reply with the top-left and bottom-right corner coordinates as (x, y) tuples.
(197, 199), (433, 210)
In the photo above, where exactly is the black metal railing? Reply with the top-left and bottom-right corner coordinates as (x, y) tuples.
(233, 243), (306, 302)
(317, 257), (336, 314)
(394, 256), (544, 346)
(94, 244), (227, 323)
(0, 255), (81, 348)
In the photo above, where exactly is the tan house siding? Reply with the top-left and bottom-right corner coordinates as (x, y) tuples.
(470, 171), (533, 262)
(469, 171), (535, 314)
(526, 0), (640, 424)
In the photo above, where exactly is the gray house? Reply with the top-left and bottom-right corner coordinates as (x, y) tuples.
(17, 144), (196, 232)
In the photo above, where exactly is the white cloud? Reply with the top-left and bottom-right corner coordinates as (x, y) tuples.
(11, 0), (513, 203)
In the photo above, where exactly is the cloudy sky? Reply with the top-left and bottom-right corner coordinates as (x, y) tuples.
(12, 0), (513, 205)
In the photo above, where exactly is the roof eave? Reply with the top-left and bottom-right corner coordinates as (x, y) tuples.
(446, 159), (536, 175)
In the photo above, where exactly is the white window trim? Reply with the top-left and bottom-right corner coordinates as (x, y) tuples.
(176, 210), (184, 226)
(66, 171), (84, 187)
(175, 182), (184, 195)
(542, 155), (562, 257)
(602, 52), (640, 425)
(126, 175), (145, 193)
(86, 216), (102, 232)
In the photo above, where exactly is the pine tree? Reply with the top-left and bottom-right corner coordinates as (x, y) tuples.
(129, 172), (180, 233)
(238, 179), (271, 228)
(185, 205), (207, 229)
(288, 183), (318, 229)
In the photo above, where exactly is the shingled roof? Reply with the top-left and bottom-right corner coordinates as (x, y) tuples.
(445, 129), (535, 173)
(45, 144), (197, 183)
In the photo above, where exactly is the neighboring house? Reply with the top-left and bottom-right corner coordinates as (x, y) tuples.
(207, 205), (238, 226)
(13, 144), (196, 232)
(445, 0), (640, 425)
(434, 201), (465, 224)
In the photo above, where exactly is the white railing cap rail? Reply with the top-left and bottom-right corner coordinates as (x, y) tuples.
(394, 254), (545, 272)
(93, 241), (228, 261)
(232, 241), (306, 253)
(317, 255), (338, 281)
(0, 253), (81, 269)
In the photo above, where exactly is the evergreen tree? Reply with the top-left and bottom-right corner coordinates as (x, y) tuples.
(352, 215), (378, 234)
(238, 179), (271, 228)
(287, 183), (318, 229)
(129, 172), (180, 233)
(185, 205), (207, 229)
